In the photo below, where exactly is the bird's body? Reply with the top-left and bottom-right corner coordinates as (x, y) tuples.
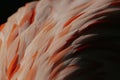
(0, 0), (120, 80)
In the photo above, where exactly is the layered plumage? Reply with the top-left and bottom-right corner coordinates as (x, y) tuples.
(0, 0), (120, 80)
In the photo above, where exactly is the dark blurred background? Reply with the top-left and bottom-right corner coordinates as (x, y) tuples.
(0, 0), (34, 24)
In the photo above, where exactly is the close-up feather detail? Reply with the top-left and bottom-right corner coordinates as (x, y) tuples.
(0, 0), (120, 80)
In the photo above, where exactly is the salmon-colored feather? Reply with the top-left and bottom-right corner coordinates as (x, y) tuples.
(0, 0), (120, 80)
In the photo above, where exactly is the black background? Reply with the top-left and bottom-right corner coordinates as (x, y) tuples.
(0, 0), (33, 24)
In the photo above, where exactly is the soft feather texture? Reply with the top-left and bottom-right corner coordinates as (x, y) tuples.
(0, 0), (120, 80)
